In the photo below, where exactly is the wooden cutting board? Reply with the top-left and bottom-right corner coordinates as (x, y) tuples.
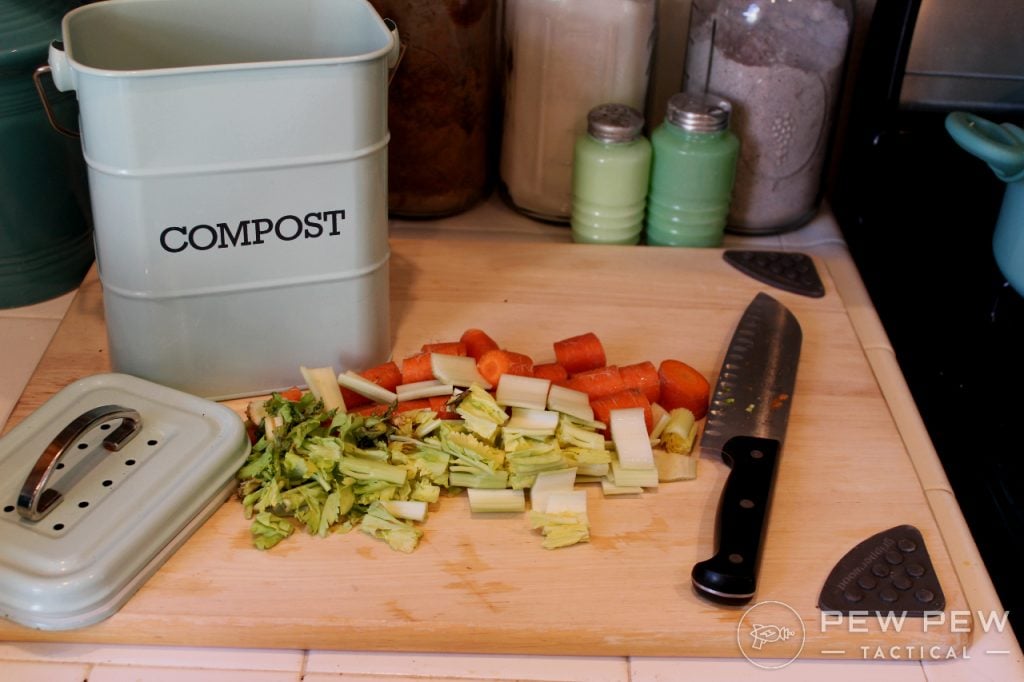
(0, 239), (971, 660)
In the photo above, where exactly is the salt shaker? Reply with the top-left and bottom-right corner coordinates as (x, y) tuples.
(645, 93), (740, 247)
(571, 104), (651, 245)
(683, 0), (853, 233)
(500, 0), (656, 224)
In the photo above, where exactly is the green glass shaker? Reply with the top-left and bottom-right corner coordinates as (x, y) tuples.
(645, 93), (739, 247)
(571, 103), (651, 245)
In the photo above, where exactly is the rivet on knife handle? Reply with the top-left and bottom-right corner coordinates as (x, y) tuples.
(692, 435), (780, 604)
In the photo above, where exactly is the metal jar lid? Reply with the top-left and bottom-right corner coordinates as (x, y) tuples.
(665, 92), (732, 133)
(587, 103), (645, 143)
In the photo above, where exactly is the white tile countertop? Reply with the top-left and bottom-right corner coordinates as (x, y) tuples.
(1, 197), (1021, 681)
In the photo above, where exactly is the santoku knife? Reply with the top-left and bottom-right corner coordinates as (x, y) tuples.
(692, 291), (802, 605)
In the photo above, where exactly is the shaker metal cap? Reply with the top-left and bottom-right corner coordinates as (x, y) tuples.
(587, 103), (645, 143)
(666, 92), (731, 133)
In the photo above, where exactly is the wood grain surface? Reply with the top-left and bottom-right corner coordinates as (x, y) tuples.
(0, 239), (971, 659)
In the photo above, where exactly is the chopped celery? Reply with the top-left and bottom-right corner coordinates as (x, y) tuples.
(547, 384), (594, 421)
(528, 510), (589, 549)
(431, 353), (492, 388)
(650, 402), (670, 440)
(337, 455), (408, 486)
(455, 384), (509, 426)
(338, 370), (398, 404)
(495, 374), (550, 410)
(576, 462), (610, 478)
(529, 467), (576, 512)
(557, 417), (606, 450)
(661, 408), (698, 454)
(601, 478), (644, 496)
(610, 461), (659, 488)
(610, 408), (654, 469)
(653, 450), (699, 482)
(300, 365), (345, 412)
(507, 407), (560, 431)
(383, 499), (429, 522)
(396, 379), (455, 401)
(450, 469), (509, 489)
(360, 501), (422, 553)
(544, 489), (587, 516)
(468, 488), (526, 513)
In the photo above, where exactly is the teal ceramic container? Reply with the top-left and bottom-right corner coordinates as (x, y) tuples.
(0, 0), (93, 309)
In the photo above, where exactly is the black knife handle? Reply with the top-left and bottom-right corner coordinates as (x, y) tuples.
(692, 435), (780, 605)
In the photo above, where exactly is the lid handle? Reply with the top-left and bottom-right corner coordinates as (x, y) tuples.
(17, 405), (142, 521)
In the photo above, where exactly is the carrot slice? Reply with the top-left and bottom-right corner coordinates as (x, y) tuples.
(351, 402), (390, 417)
(279, 386), (304, 402)
(460, 328), (500, 360)
(554, 332), (606, 374)
(394, 398), (433, 414)
(566, 365), (625, 400)
(476, 349), (534, 386)
(532, 362), (569, 384)
(421, 341), (467, 356)
(620, 360), (661, 405)
(340, 360), (403, 409)
(658, 359), (710, 420)
(591, 388), (653, 433)
(400, 352), (435, 384)
(428, 394), (459, 419)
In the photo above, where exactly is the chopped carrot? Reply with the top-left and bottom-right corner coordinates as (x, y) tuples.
(351, 402), (390, 417)
(554, 332), (606, 374)
(476, 348), (534, 386)
(279, 386), (304, 402)
(394, 399), (433, 414)
(340, 360), (402, 409)
(400, 351), (435, 384)
(532, 362), (569, 384)
(620, 361), (661, 405)
(428, 394), (459, 419)
(566, 365), (625, 400)
(658, 359), (710, 420)
(460, 328), (500, 360)
(591, 388), (653, 433)
(421, 341), (467, 356)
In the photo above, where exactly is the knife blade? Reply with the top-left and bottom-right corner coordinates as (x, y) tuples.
(692, 292), (802, 605)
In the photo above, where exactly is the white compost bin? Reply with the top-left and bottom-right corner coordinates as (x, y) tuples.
(47, 0), (398, 399)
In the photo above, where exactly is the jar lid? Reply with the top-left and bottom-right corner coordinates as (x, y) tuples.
(666, 92), (732, 133)
(587, 103), (645, 143)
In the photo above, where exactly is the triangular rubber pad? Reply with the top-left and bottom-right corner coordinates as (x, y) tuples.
(723, 250), (825, 298)
(818, 525), (945, 616)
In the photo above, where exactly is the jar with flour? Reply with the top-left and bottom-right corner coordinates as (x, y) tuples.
(683, 0), (852, 233)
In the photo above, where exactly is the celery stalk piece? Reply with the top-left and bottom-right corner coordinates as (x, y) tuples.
(601, 478), (644, 495)
(610, 461), (659, 488)
(467, 488), (526, 513)
(547, 384), (594, 422)
(650, 402), (670, 440)
(382, 499), (429, 522)
(337, 370), (399, 404)
(529, 467), (577, 512)
(496, 374), (551, 410)
(576, 462), (610, 477)
(544, 489), (587, 516)
(300, 365), (346, 412)
(661, 408), (698, 454)
(653, 450), (699, 482)
(610, 408), (655, 469)
(454, 384), (510, 426)
(507, 407), (560, 431)
(431, 353), (492, 389)
(396, 379), (455, 401)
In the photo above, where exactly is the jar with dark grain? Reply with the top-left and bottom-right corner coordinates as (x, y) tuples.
(370, 0), (497, 218)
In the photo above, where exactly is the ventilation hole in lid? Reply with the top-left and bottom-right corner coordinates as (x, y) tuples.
(102, 480), (113, 487)
(56, 462), (65, 470)
(124, 459), (136, 466)
(100, 423), (111, 430)
(3, 505), (13, 513)
(147, 439), (158, 446)
(76, 442), (88, 449)
(53, 523), (64, 531)
(78, 501), (89, 509)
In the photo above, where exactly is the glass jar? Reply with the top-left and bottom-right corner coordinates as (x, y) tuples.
(683, 0), (853, 234)
(500, 0), (656, 224)
(369, 0), (497, 218)
(571, 103), (651, 245)
(645, 93), (739, 247)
